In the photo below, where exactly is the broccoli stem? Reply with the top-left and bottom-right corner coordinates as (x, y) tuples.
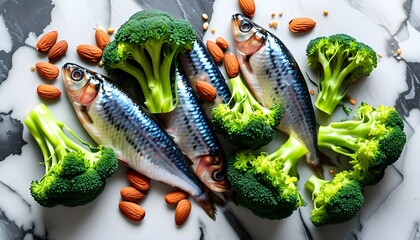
(305, 175), (328, 199)
(268, 135), (308, 172)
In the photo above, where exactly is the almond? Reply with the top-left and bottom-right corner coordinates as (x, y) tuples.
(37, 84), (61, 100)
(36, 31), (58, 53)
(215, 37), (229, 51)
(126, 169), (150, 192)
(175, 199), (191, 226)
(48, 40), (68, 62)
(120, 186), (146, 202)
(165, 190), (188, 205)
(95, 29), (110, 50)
(206, 40), (224, 65)
(119, 201), (146, 222)
(289, 17), (316, 33)
(238, 0), (256, 18)
(35, 62), (60, 80)
(195, 80), (217, 102)
(224, 52), (240, 78)
(76, 44), (103, 62)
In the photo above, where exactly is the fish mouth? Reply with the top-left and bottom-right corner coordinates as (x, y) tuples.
(231, 13), (266, 56)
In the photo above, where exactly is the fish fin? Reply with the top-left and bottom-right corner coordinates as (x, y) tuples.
(79, 105), (93, 124)
(222, 191), (237, 203)
(306, 152), (325, 179)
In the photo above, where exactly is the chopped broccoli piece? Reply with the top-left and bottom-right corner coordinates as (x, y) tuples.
(305, 171), (364, 226)
(227, 135), (307, 219)
(211, 75), (282, 149)
(24, 104), (119, 208)
(306, 34), (378, 115)
(102, 9), (196, 113)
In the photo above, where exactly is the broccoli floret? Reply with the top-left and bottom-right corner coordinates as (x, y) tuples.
(24, 104), (119, 208)
(305, 171), (364, 226)
(317, 103), (406, 186)
(211, 75), (282, 149)
(102, 9), (196, 113)
(227, 135), (307, 219)
(306, 34), (378, 115)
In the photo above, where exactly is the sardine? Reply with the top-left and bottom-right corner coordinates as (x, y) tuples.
(231, 14), (324, 176)
(156, 67), (229, 193)
(61, 63), (219, 219)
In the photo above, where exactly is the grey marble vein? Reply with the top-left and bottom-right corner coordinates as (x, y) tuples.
(0, 111), (26, 161)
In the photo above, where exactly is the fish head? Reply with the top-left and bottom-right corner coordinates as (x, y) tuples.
(194, 154), (230, 192)
(231, 13), (266, 56)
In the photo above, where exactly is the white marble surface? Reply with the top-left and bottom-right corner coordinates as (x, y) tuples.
(0, 0), (420, 239)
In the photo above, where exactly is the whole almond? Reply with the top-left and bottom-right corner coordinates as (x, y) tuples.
(195, 80), (217, 102)
(37, 84), (61, 100)
(95, 29), (110, 50)
(119, 201), (146, 222)
(76, 44), (103, 62)
(215, 37), (229, 51)
(289, 17), (316, 33)
(206, 40), (224, 65)
(165, 190), (188, 205)
(35, 62), (60, 80)
(238, 0), (256, 17)
(175, 199), (191, 226)
(126, 169), (150, 192)
(224, 52), (240, 78)
(48, 40), (68, 62)
(36, 31), (58, 53)
(120, 186), (146, 202)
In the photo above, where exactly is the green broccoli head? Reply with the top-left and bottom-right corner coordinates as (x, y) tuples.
(305, 171), (364, 226)
(211, 75), (282, 149)
(24, 104), (119, 208)
(306, 33), (378, 115)
(102, 9), (196, 113)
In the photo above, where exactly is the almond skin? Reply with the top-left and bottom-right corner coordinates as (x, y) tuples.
(48, 40), (68, 62)
(120, 186), (146, 202)
(126, 169), (150, 192)
(76, 44), (103, 62)
(95, 29), (110, 50)
(238, 0), (256, 18)
(224, 52), (240, 78)
(206, 40), (224, 65)
(165, 190), (188, 205)
(195, 80), (217, 102)
(37, 84), (61, 100)
(35, 62), (60, 80)
(119, 201), (146, 222)
(36, 31), (58, 53)
(289, 17), (316, 33)
(175, 199), (191, 226)
(215, 37), (229, 51)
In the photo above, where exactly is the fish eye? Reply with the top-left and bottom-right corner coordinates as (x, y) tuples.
(71, 68), (84, 81)
(211, 169), (225, 182)
(239, 20), (252, 32)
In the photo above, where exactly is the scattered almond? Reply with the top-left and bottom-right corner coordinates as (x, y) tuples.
(215, 37), (229, 51)
(238, 0), (256, 18)
(175, 199), (191, 226)
(30, 66), (35, 72)
(107, 28), (115, 35)
(119, 201), (146, 222)
(210, 28), (216, 33)
(206, 40), (224, 64)
(195, 80), (217, 102)
(120, 186), (146, 202)
(48, 40), (68, 62)
(202, 22), (209, 31)
(165, 190), (188, 205)
(126, 169), (150, 192)
(35, 62), (60, 80)
(289, 17), (316, 33)
(95, 29), (110, 50)
(224, 52), (240, 78)
(77, 44), (103, 62)
(309, 89), (315, 95)
(37, 84), (61, 100)
(36, 31), (58, 53)
(323, 10), (329, 16)
(202, 13), (209, 21)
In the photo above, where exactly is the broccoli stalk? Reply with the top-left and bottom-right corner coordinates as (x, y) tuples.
(305, 171), (364, 226)
(211, 75), (282, 149)
(227, 135), (307, 219)
(102, 9), (196, 113)
(306, 34), (378, 115)
(24, 104), (118, 207)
